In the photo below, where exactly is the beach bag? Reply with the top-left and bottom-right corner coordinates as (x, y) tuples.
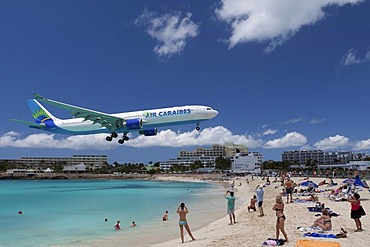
(360, 206), (366, 216)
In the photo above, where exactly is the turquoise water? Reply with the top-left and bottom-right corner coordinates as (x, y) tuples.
(0, 180), (225, 247)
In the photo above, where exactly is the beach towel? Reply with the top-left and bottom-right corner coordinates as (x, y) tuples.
(295, 239), (340, 247)
(303, 232), (337, 238)
(295, 199), (314, 203)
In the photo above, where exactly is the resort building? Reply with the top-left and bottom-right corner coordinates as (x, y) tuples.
(1, 155), (108, 169)
(160, 143), (261, 171)
(282, 150), (365, 165)
(231, 153), (261, 174)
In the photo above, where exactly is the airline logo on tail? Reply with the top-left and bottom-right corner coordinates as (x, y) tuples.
(27, 99), (56, 127)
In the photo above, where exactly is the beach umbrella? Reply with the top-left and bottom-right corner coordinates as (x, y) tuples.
(343, 178), (369, 188)
(300, 180), (318, 188)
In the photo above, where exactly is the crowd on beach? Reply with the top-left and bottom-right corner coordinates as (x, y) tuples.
(157, 170), (369, 246)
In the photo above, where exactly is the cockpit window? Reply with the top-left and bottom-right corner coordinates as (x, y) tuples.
(207, 107), (212, 110)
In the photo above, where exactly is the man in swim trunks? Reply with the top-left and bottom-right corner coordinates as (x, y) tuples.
(284, 178), (294, 203)
(247, 195), (257, 212)
(225, 191), (236, 225)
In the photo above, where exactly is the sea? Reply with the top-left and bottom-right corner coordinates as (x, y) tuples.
(0, 179), (227, 247)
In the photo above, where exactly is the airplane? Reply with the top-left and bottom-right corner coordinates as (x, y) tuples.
(11, 93), (218, 144)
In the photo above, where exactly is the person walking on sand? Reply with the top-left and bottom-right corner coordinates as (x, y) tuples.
(177, 202), (195, 243)
(256, 185), (264, 217)
(348, 193), (364, 232)
(272, 195), (288, 242)
(225, 191), (236, 224)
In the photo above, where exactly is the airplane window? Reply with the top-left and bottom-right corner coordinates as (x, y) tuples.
(207, 108), (212, 110)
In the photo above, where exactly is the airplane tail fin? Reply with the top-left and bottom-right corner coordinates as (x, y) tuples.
(27, 99), (61, 125)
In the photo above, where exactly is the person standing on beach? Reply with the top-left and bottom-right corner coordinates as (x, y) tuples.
(225, 191), (236, 224)
(272, 195), (288, 242)
(348, 193), (364, 232)
(177, 202), (195, 243)
(256, 185), (264, 217)
(284, 178), (294, 204)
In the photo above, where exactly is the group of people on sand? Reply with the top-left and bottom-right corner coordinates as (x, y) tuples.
(245, 172), (366, 243)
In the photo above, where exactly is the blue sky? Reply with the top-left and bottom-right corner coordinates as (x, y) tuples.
(1, 0), (370, 164)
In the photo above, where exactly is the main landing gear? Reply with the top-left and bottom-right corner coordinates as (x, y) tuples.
(106, 132), (118, 142)
(196, 123), (200, 131)
(118, 134), (129, 144)
(106, 132), (129, 144)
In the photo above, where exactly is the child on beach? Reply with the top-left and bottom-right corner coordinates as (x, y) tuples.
(348, 193), (364, 232)
(177, 203), (195, 243)
(247, 195), (257, 212)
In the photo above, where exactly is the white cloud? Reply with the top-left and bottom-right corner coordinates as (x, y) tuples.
(280, 118), (303, 124)
(308, 118), (325, 124)
(353, 139), (370, 150)
(262, 128), (277, 136)
(0, 127), (263, 150)
(313, 135), (349, 150)
(264, 132), (307, 149)
(135, 10), (199, 57)
(215, 0), (363, 52)
(342, 48), (370, 65)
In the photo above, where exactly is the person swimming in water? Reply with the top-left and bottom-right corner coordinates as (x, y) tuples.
(177, 202), (195, 243)
(114, 220), (121, 230)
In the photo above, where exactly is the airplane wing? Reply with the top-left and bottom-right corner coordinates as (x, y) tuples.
(10, 119), (46, 129)
(33, 93), (124, 132)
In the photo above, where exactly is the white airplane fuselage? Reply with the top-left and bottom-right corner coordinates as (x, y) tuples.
(44, 105), (218, 135)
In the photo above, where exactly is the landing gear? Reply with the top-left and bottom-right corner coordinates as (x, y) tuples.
(196, 123), (200, 131)
(118, 133), (129, 144)
(106, 132), (118, 142)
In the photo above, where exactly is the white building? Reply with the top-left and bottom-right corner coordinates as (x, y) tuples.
(349, 161), (370, 171)
(231, 153), (261, 174)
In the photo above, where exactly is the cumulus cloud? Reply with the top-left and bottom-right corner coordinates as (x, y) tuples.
(313, 135), (350, 150)
(262, 128), (277, 136)
(342, 48), (370, 65)
(215, 0), (363, 52)
(0, 127), (264, 150)
(264, 132), (307, 149)
(353, 139), (370, 150)
(135, 10), (199, 57)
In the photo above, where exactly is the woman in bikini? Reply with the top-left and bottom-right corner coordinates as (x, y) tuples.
(312, 209), (332, 230)
(272, 195), (288, 242)
(177, 202), (195, 243)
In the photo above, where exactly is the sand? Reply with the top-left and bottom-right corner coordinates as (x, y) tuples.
(151, 175), (370, 247)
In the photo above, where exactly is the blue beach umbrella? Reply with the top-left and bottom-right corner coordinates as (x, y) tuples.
(300, 180), (319, 188)
(343, 178), (368, 188)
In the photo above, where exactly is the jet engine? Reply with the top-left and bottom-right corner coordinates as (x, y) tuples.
(139, 128), (157, 136)
(124, 118), (143, 130)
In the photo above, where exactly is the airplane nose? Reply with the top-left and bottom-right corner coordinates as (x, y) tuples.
(212, 109), (218, 118)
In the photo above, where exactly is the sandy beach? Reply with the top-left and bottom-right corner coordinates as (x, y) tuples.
(151, 175), (370, 247)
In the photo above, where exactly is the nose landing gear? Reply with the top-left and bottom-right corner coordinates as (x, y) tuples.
(196, 123), (200, 131)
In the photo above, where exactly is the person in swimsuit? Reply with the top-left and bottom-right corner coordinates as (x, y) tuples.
(284, 178), (294, 203)
(272, 195), (288, 242)
(177, 202), (195, 243)
(348, 193), (363, 232)
(312, 209), (332, 230)
(114, 220), (121, 230)
(163, 210), (168, 221)
(247, 195), (257, 212)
